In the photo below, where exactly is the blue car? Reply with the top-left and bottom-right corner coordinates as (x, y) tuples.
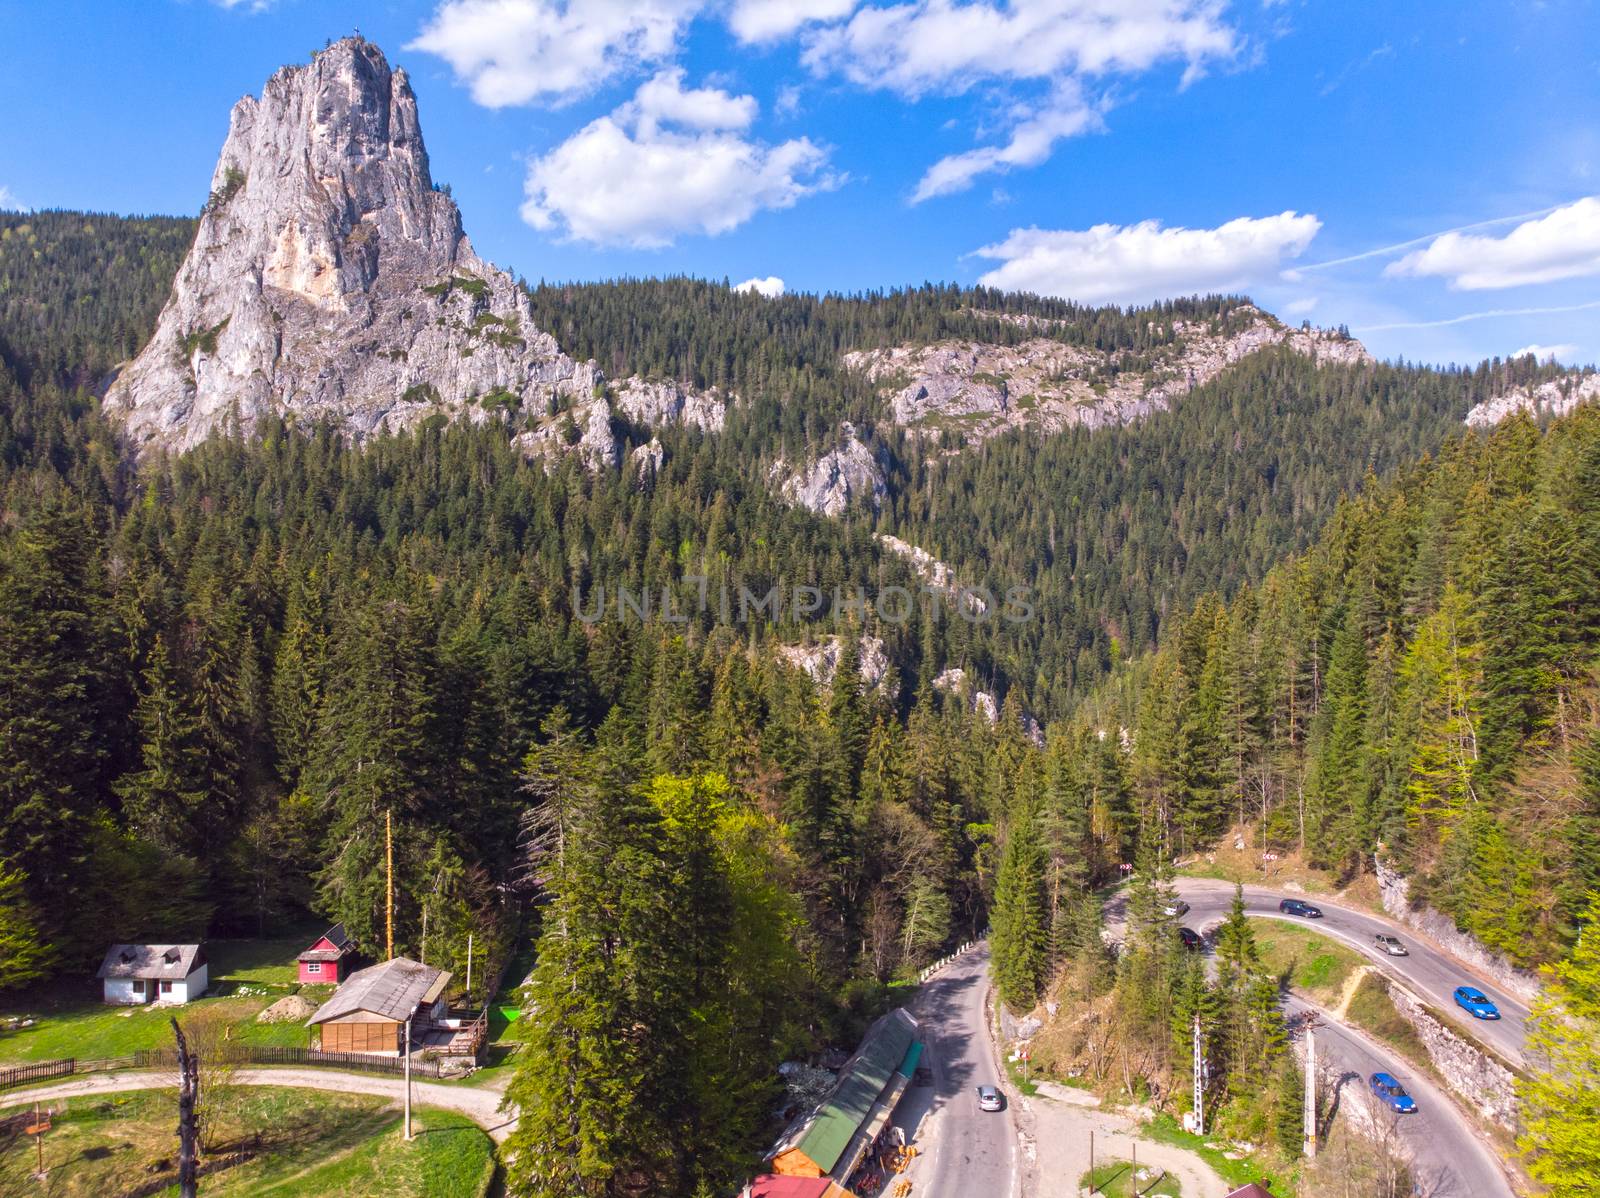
(1453, 986), (1501, 1020)
(1369, 1072), (1417, 1114)
(1278, 898), (1323, 918)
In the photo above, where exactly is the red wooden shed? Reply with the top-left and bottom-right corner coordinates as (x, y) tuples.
(297, 924), (354, 984)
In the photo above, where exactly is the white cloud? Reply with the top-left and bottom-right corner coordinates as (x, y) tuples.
(0, 185), (25, 212)
(408, 0), (702, 107)
(911, 81), (1102, 201)
(730, 0), (856, 44)
(522, 72), (838, 247)
(1283, 296), (1319, 316)
(1385, 196), (1600, 290)
(212, 0), (275, 10)
(802, 0), (1238, 99)
(973, 211), (1321, 305)
(734, 275), (787, 297)
(1510, 343), (1578, 362)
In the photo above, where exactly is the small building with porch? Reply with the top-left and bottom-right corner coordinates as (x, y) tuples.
(307, 957), (451, 1055)
(96, 944), (208, 1005)
(297, 924), (355, 984)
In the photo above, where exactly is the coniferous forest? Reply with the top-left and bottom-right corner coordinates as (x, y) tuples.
(2, 209), (1599, 1192)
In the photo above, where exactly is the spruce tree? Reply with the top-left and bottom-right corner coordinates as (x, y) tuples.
(991, 810), (1050, 1010)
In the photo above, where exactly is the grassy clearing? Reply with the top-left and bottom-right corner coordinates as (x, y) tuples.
(0, 993), (307, 1063)
(0, 1087), (494, 1197)
(1081, 1160), (1181, 1197)
(1146, 1115), (1296, 1196)
(1249, 919), (1364, 1007)
(0, 936), (329, 1064)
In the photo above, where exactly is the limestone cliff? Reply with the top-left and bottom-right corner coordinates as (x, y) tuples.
(844, 305), (1373, 443)
(104, 38), (603, 453)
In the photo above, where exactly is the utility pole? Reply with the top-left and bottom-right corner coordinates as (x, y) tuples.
(1191, 1013), (1205, 1136)
(403, 1012), (414, 1141)
(386, 808), (395, 961)
(1302, 1016), (1319, 1159)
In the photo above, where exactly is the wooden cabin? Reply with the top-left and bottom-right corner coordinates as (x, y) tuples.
(307, 957), (450, 1055)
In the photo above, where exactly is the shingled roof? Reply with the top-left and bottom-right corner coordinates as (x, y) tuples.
(307, 957), (450, 1025)
(96, 944), (205, 981)
(298, 923), (354, 963)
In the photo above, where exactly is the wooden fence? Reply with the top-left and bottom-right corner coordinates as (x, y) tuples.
(0, 1059), (75, 1092)
(131, 1045), (444, 1079)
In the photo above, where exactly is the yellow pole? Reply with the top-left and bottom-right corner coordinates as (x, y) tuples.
(386, 809), (395, 961)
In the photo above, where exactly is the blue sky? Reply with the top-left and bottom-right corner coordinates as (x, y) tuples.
(2, 0), (1598, 366)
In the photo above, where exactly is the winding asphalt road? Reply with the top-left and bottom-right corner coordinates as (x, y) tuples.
(1284, 995), (1513, 1198)
(1165, 879), (1529, 1066)
(897, 946), (1021, 1198)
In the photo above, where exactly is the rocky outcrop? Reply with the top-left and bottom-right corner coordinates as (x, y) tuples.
(773, 422), (887, 516)
(1464, 372), (1600, 428)
(611, 377), (727, 432)
(1374, 854), (1542, 1002)
(844, 305), (1372, 444)
(105, 38), (603, 454)
(775, 635), (895, 697)
(875, 534), (987, 613)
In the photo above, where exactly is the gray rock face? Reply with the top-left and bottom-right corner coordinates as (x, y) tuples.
(845, 305), (1374, 444)
(1464, 372), (1600, 428)
(612, 377), (727, 432)
(774, 422), (887, 516)
(775, 635), (895, 698)
(105, 38), (598, 453)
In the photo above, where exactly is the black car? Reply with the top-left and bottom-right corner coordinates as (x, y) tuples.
(1279, 898), (1323, 918)
(1178, 927), (1203, 950)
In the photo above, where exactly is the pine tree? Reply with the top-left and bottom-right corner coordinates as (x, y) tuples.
(991, 810), (1050, 1010)
(0, 863), (52, 991)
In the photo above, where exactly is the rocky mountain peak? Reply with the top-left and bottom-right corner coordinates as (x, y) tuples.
(105, 38), (599, 452)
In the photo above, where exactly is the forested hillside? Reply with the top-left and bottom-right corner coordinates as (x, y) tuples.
(5, 209), (1596, 1190)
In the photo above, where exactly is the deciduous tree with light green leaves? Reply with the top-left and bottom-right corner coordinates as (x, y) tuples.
(1518, 890), (1600, 1194)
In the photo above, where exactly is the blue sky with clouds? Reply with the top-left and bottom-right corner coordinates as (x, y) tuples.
(2, 0), (1598, 366)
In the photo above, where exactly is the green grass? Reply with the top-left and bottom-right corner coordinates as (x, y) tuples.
(208, 933), (320, 987)
(1146, 1114), (1295, 1195)
(1249, 919), (1364, 1007)
(1004, 1055), (1040, 1097)
(0, 993), (312, 1063)
(1081, 1160), (1181, 1197)
(0, 1087), (494, 1197)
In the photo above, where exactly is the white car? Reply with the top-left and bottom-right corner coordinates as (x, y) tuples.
(976, 1085), (1003, 1112)
(1374, 933), (1409, 957)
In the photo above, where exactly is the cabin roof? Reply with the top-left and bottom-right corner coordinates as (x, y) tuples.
(308, 957), (451, 1025)
(96, 944), (206, 981)
(299, 923), (355, 962)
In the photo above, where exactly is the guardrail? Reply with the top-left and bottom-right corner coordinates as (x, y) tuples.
(917, 938), (985, 984)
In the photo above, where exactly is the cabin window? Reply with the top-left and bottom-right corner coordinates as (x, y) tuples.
(131, 980), (146, 995)
(306, 962), (321, 974)
(160, 980), (174, 995)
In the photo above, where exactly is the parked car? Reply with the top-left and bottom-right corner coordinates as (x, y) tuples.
(1453, 986), (1501, 1020)
(1278, 898), (1323, 918)
(1164, 900), (1190, 917)
(1178, 927), (1203, 950)
(976, 1084), (1003, 1112)
(1373, 933), (1408, 956)
(1369, 1072), (1417, 1113)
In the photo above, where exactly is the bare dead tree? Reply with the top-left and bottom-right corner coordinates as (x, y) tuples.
(171, 1017), (199, 1198)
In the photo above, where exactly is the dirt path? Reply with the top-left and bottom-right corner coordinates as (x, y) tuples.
(0, 1068), (518, 1142)
(1015, 1091), (1229, 1198)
